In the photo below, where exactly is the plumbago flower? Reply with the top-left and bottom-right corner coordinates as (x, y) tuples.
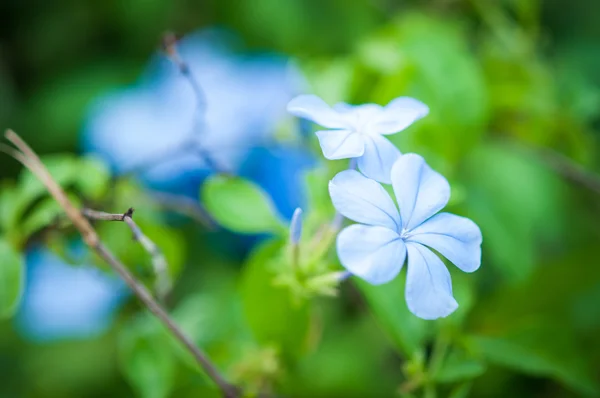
(329, 154), (482, 319)
(287, 95), (429, 183)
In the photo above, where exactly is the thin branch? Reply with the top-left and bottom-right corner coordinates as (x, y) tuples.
(3, 129), (239, 398)
(82, 207), (171, 301)
(536, 147), (600, 196)
(148, 190), (217, 229)
(162, 31), (207, 115)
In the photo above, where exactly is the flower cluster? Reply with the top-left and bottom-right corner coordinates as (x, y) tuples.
(288, 95), (482, 320)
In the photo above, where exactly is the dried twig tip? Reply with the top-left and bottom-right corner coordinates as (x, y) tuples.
(161, 31), (179, 57)
(125, 207), (135, 218)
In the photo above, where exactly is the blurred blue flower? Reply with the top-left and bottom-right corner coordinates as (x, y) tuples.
(288, 95), (429, 183)
(16, 247), (125, 341)
(329, 154), (482, 320)
(82, 29), (312, 216)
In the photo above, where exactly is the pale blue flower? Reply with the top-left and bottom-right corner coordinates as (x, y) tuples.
(329, 154), (482, 319)
(16, 248), (125, 341)
(287, 95), (429, 183)
(82, 29), (313, 219)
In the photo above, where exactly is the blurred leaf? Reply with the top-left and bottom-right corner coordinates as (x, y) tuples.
(0, 184), (18, 235)
(0, 238), (25, 319)
(21, 197), (63, 237)
(464, 142), (565, 282)
(448, 382), (472, 398)
(119, 314), (176, 398)
(355, 275), (427, 356)
(468, 325), (599, 396)
(170, 290), (250, 373)
(74, 156), (111, 200)
(17, 154), (79, 211)
(369, 13), (489, 162)
(201, 175), (284, 234)
(240, 239), (311, 358)
(435, 347), (486, 384)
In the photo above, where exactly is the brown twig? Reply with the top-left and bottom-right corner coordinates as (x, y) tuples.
(82, 207), (172, 301)
(2, 129), (239, 398)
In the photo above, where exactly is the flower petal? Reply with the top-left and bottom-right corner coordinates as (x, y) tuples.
(337, 224), (406, 285)
(329, 170), (401, 230)
(287, 95), (350, 128)
(407, 212), (482, 273)
(357, 134), (401, 184)
(405, 242), (458, 320)
(391, 154), (450, 231)
(368, 97), (429, 135)
(315, 129), (365, 160)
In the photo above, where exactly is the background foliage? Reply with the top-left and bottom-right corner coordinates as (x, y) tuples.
(1, 0), (600, 397)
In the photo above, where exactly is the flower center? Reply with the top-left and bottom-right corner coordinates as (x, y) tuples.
(400, 228), (412, 240)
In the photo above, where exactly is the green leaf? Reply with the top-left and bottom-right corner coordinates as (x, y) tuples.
(0, 184), (18, 234)
(240, 239), (311, 358)
(18, 154), (79, 207)
(21, 198), (64, 237)
(468, 327), (599, 396)
(119, 314), (176, 398)
(464, 143), (565, 282)
(434, 348), (486, 383)
(74, 156), (111, 200)
(355, 275), (428, 356)
(0, 238), (25, 319)
(201, 175), (284, 234)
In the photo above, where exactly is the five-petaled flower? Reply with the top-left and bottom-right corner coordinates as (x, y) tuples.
(287, 94), (429, 183)
(329, 153), (482, 319)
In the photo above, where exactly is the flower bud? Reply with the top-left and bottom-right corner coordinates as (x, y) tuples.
(289, 208), (303, 245)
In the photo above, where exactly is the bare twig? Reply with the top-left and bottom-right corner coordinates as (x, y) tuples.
(82, 207), (171, 301)
(162, 31), (207, 114)
(3, 129), (239, 398)
(536, 147), (600, 195)
(149, 190), (216, 228)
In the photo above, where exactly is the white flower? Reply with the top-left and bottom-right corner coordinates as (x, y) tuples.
(329, 154), (482, 319)
(287, 95), (429, 183)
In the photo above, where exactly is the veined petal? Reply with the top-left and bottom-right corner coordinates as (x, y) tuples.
(405, 242), (458, 320)
(337, 225), (406, 285)
(407, 213), (482, 273)
(357, 134), (401, 184)
(287, 95), (350, 129)
(368, 97), (429, 135)
(391, 154), (450, 231)
(315, 130), (365, 160)
(329, 170), (401, 230)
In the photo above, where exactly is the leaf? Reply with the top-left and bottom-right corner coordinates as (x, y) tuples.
(468, 326), (599, 396)
(74, 156), (111, 200)
(18, 154), (79, 208)
(0, 238), (25, 319)
(355, 275), (428, 356)
(119, 314), (176, 398)
(434, 347), (486, 383)
(464, 143), (565, 282)
(0, 184), (18, 233)
(240, 239), (311, 358)
(201, 175), (284, 234)
(21, 198), (64, 237)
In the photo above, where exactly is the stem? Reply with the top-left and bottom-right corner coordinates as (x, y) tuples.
(3, 129), (239, 398)
(330, 157), (357, 231)
(82, 207), (171, 302)
(428, 333), (450, 378)
(423, 384), (437, 398)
